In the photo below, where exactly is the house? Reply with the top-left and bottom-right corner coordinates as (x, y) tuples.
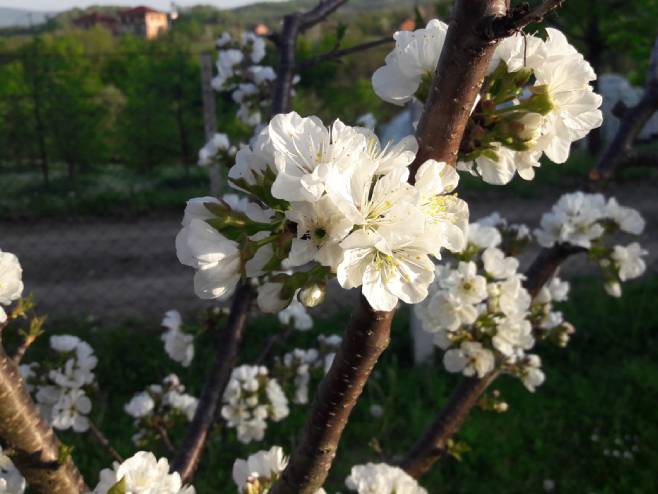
(72, 12), (119, 35)
(118, 6), (170, 40)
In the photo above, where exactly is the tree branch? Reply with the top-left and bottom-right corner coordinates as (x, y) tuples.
(0, 345), (87, 494)
(410, 0), (509, 176)
(299, 37), (394, 70)
(483, 0), (566, 40)
(269, 296), (395, 494)
(171, 282), (254, 484)
(271, 0), (349, 114)
(588, 36), (658, 185)
(400, 372), (500, 477)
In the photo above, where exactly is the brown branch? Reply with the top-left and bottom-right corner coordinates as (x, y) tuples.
(171, 282), (254, 484)
(156, 423), (176, 454)
(299, 37), (394, 70)
(0, 345), (87, 493)
(88, 420), (123, 464)
(11, 334), (39, 365)
(400, 372), (500, 477)
(254, 326), (294, 366)
(269, 0), (515, 491)
(269, 296), (395, 494)
(399, 243), (584, 478)
(589, 36), (658, 185)
(271, 0), (349, 114)
(409, 0), (508, 176)
(484, 0), (566, 40)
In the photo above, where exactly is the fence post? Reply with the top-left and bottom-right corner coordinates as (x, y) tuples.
(200, 52), (221, 196)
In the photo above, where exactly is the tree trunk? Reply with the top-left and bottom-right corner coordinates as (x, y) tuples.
(0, 345), (87, 493)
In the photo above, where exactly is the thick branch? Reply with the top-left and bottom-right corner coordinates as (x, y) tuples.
(484, 0), (565, 40)
(400, 243), (583, 478)
(269, 295), (395, 494)
(589, 36), (658, 184)
(524, 244), (586, 298)
(271, 0), (349, 114)
(299, 37), (394, 70)
(400, 372), (499, 478)
(0, 345), (87, 494)
(171, 283), (254, 484)
(410, 0), (508, 175)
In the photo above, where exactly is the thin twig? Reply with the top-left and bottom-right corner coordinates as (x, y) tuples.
(171, 282), (254, 484)
(156, 424), (176, 454)
(299, 37), (394, 70)
(11, 335), (38, 365)
(88, 420), (123, 463)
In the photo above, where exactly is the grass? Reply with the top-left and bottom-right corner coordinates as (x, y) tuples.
(0, 162), (211, 220)
(5, 275), (657, 493)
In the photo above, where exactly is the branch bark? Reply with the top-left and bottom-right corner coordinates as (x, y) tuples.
(588, 36), (658, 185)
(269, 296), (395, 494)
(409, 0), (508, 175)
(0, 345), (87, 494)
(171, 282), (253, 484)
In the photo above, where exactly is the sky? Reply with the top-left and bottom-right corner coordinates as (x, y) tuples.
(0, 0), (284, 12)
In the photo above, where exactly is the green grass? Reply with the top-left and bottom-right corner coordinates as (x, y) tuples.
(0, 162), (211, 220)
(4, 276), (658, 493)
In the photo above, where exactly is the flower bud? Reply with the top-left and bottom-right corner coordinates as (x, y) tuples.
(298, 282), (326, 308)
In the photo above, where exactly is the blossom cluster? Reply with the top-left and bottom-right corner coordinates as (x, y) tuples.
(93, 451), (195, 494)
(232, 446), (326, 494)
(273, 333), (343, 405)
(372, 21), (602, 184)
(0, 446), (25, 494)
(177, 111), (469, 312)
(231, 447), (427, 494)
(124, 374), (198, 447)
(213, 31), (276, 127)
(161, 310), (195, 367)
(198, 132), (236, 168)
(416, 215), (572, 391)
(222, 365), (289, 444)
(535, 192), (647, 296)
(346, 462), (427, 494)
(0, 249), (23, 323)
(20, 335), (97, 432)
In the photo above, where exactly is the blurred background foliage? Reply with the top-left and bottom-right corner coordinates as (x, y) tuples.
(0, 0), (656, 219)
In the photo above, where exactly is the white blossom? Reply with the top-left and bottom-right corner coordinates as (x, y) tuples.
(125, 392), (155, 419)
(521, 354), (545, 392)
(222, 365), (289, 444)
(535, 192), (606, 248)
(611, 243), (647, 281)
(443, 342), (495, 378)
(161, 310), (194, 367)
(278, 298), (313, 331)
(93, 451), (195, 494)
(346, 463), (428, 494)
(0, 446), (25, 494)
(371, 19), (448, 105)
(0, 250), (23, 323)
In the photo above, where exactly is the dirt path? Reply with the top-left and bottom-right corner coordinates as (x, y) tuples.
(2, 182), (656, 323)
